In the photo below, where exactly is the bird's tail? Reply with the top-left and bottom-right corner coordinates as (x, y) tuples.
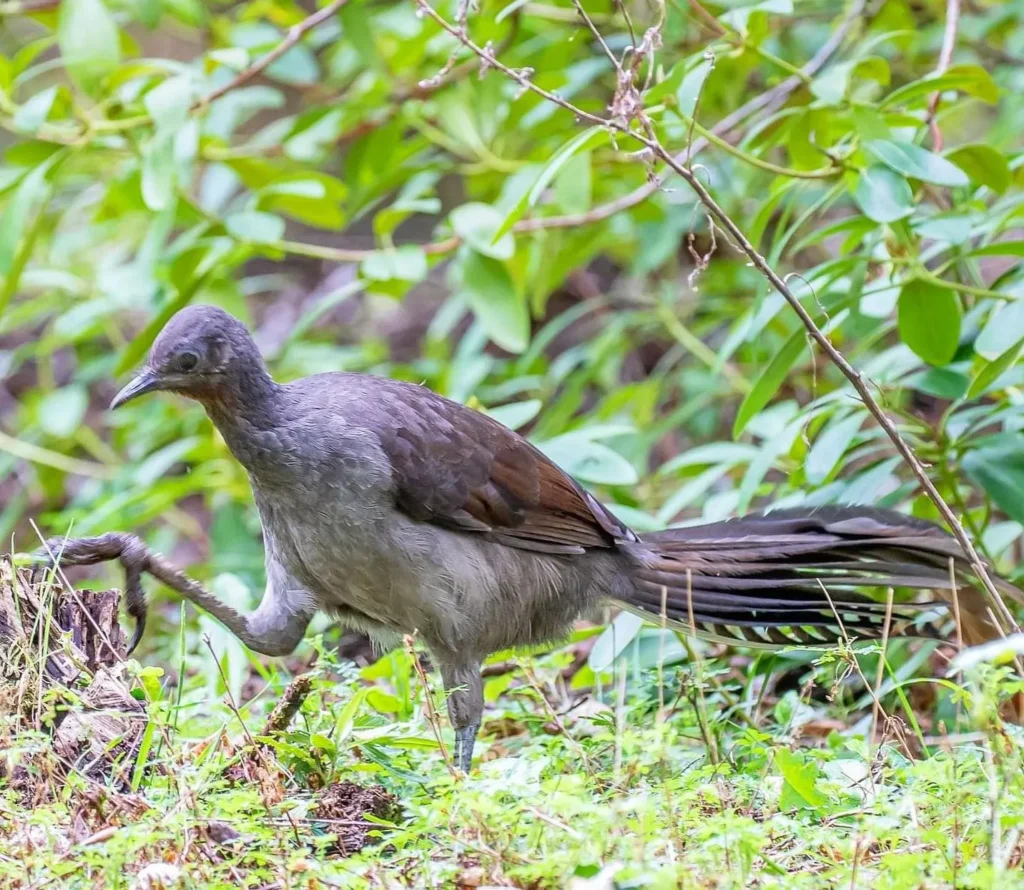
(617, 506), (1023, 648)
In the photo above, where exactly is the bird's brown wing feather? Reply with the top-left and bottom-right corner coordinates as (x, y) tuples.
(368, 381), (633, 554)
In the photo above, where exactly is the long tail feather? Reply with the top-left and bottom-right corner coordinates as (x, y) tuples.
(618, 506), (1022, 648)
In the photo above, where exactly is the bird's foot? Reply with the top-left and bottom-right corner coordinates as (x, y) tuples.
(31, 533), (150, 656)
(453, 721), (480, 775)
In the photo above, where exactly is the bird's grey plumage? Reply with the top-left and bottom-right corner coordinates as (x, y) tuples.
(104, 304), (1023, 770)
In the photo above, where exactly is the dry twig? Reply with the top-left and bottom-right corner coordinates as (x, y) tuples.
(404, 635), (459, 779)
(925, 0), (961, 149)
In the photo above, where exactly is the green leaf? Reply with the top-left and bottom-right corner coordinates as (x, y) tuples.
(259, 173), (347, 229)
(144, 75), (193, 134)
(911, 367), (968, 400)
(976, 301), (1024, 359)
(865, 140), (969, 187)
(812, 57), (887, 105)
(0, 150), (66, 316)
(554, 150), (592, 216)
(266, 44), (318, 86)
(733, 328), (806, 438)
(338, 0), (382, 71)
(588, 612), (645, 673)
(0, 159), (56, 278)
(853, 56), (890, 86)
(658, 442), (759, 475)
(897, 279), (961, 366)
(723, 0), (792, 38)
(115, 248), (228, 375)
(852, 166), (913, 223)
(136, 0), (162, 28)
(58, 0), (121, 93)
(224, 210), (286, 244)
(881, 64), (998, 108)
(360, 246), (428, 298)
(37, 385), (88, 438)
(485, 399), (541, 430)
(644, 57), (703, 107)
(968, 241), (1024, 259)
(310, 733), (336, 757)
(968, 336), (1024, 398)
(13, 86), (57, 134)
(963, 437), (1024, 525)
(366, 689), (403, 714)
(457, 251), (528, 353)
(333, 687), (369, 743)
(850, 106), (890, 141)
(676, 59), (713, 118)
(493, 126), (608, 241)
(775, 748), (828, 809)
(450, 202), (515, 260)
(810, 61), (853, 105)
(806, 412), (864, 484)
(945, 144), (1011, 194)
(141, 135), (176, 211)
(540, 436), (638, 485)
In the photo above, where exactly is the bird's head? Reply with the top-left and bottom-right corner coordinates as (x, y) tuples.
(111, 305), (268, 410)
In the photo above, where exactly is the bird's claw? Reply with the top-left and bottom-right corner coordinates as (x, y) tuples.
(24, 533), (152, 658)
(126, 609), (147, 656)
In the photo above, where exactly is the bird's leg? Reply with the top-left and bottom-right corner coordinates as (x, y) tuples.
(438, 659), (484, 773)
(33, 533), (312, 657)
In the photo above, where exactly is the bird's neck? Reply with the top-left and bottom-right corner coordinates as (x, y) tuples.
(200, 368), (291, 480)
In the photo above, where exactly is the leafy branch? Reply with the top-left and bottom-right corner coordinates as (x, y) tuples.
(413, 0), (1017, 632)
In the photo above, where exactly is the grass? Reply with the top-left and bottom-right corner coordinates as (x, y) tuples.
(4, 573), (1024, 890)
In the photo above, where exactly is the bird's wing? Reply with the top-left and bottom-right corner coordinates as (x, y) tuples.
(368, 382), (635, 554)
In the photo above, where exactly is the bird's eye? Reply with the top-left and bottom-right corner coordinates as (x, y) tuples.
(176, 350), (200, 373)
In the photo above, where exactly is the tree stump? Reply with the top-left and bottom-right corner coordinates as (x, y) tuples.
(0, 559), (147, 798)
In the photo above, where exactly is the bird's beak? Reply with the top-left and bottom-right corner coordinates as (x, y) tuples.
(110, 368), (161, 410)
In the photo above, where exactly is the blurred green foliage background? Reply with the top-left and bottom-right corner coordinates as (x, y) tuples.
(0, 0), (1023, 697)
(5, 1), (1024, 887)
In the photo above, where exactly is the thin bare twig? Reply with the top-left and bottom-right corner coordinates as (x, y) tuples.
(519, 660), (593, 774)
(925, 0), (960, 149)
(199, 0), (351, 108)
(572, 0), (623, 74)
(414, 0), (1018, 636)
(686, 0), (727, 37)
(870, 589), (896, 750)
(404, 635), (458, 779)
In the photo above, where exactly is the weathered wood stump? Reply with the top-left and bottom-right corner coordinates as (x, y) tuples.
(0, 558), (147, 797)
